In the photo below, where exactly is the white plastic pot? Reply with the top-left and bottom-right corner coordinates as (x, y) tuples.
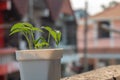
(16, 49), (63, 80)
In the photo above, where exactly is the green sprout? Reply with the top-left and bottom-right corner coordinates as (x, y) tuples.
(10, 22), (61, 49)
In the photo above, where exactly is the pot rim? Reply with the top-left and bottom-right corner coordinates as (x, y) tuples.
(16, 48), (63, 52)
(16, 48), (63, 61)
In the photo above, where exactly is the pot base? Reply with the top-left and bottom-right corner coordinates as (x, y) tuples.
(19, 60), (61, 80)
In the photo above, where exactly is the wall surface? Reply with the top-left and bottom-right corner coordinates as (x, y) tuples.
(77, 19), (120, 53)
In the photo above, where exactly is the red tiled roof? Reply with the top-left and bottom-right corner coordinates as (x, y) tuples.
(91, 4), (120, 20)
(13, 0), (29, 16)
(45, 0), (63, 20)
(60, 0), (73, 15)
(46, 0), (73, 20)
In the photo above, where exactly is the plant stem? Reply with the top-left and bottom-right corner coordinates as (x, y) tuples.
(24, 33), (32, 49)
(31, 32), (34, 41)
(31, 31), (35, 48)
(48, 32), (50, 43)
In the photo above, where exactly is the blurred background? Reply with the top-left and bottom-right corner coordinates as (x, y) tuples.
(0, 0), (120, 80)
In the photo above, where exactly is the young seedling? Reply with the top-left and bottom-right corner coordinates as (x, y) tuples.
(10, 22), (61, 49)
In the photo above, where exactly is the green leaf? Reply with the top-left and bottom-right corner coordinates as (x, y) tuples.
(55, 30), (61, 45)
(42, 26), (57, 41)
(22, 23), (43, 32)
(10, 23), (31, 34)
(32, 27), (43, 32)
(10, 23), (24, 32)
(9, 22), (62, 49)
(34, 37), (46, 44)
(9, 29), (22, 35)
(23, 22), (33, 28)
(39, 37), (47, 42)
(42, 26), (61, 45)
(33, 38), (41, 45)
(35, 42), (49, 48)
(33, 37), (49, 49)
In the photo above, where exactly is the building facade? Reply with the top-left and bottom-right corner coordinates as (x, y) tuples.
(77, 4), (120, 69)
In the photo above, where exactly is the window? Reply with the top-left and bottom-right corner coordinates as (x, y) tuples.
(65, 20), (76, 45)
(98, 21), (110, 38)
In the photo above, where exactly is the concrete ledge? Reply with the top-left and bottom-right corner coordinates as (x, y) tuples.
(61, 65), (120, 80)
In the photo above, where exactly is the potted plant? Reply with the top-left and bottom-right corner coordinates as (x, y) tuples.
(10, 22), (63, 80)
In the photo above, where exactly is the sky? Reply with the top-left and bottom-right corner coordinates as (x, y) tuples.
(70, 0), (120, 15)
